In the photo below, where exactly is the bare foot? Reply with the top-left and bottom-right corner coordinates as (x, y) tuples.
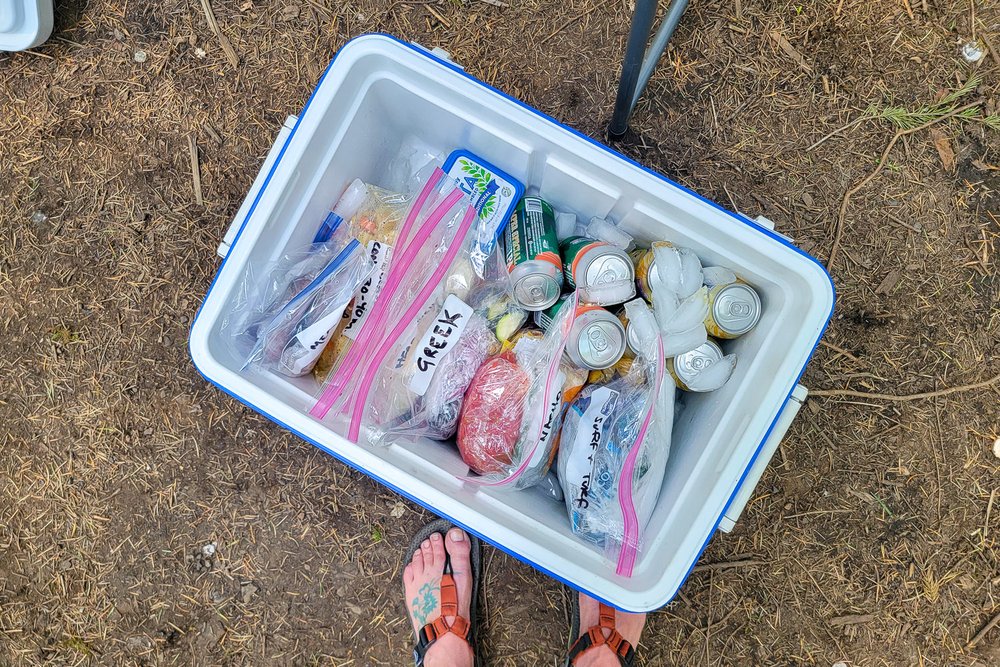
(573, 593), (645, 667)
(403, 528), (475, 667)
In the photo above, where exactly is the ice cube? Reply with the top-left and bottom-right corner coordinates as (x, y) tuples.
(677, 248), (704, 298)
(581, 279), (636, 307)
(702, 266), (737, 289)
(586, 217), (634, 250)
(651, 243), (683, 293)
(684, 353), (737, 392)
(624, 298), (659, 355)
(555, 211), (578, 240)
(651, 287), (680, 330)
(663, 287), (708, 334)
(662, 323), (707, 357)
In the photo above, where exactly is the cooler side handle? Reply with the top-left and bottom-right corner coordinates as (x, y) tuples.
(717, 383), (808, 533)
(217, 115), (299, 259)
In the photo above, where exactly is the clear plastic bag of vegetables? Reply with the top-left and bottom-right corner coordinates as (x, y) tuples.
(456, 291), (588, 491)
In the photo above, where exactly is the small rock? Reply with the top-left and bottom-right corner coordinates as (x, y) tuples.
(832, 662), (848, 667)
(389, 502), (406, 519)
(201, 543), (216, 557)
(240, 582), (259, 603)
(993, 436), (1000, 459)
(801, 192), (814, 207)
(30, 211), (48, 224)
(126, 635), (152, 651)
(194, 47), (207, 59)
(344, 602), (364, 616)
(114, 29), (125, 41)
(133, 50), (148, 63)
(961, 40), (986, 64)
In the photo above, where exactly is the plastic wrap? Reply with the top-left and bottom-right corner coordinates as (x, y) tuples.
(363, 282), (527, 444)
(223, 212), (353, 354)
(242, 241), (374, 377)
(557, 298), (674, 576)
(456, 292), (587, 490)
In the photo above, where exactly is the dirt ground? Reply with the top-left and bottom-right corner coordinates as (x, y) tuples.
(2, 0), (999, 665)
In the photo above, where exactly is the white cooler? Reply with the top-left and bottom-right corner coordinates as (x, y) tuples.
(0, 0), (53, 51)
(189, 34), (835, 612)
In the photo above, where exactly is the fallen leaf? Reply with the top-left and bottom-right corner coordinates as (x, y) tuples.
(875, 268), (902, 295)
(929, 128), (955, 173)
(389, 502), (406, 519)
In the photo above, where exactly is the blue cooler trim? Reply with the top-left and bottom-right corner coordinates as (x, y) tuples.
(190, 33), (837, 613)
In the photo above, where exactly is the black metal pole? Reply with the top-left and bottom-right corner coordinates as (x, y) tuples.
(609, 0), (659, 140)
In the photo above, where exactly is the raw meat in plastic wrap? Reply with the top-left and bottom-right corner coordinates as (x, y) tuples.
(457, 350), (528, 475)
(457, 294), (587, 490)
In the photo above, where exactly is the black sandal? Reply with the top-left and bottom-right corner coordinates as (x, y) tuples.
(565, 591), (636, 667)
(404, 519), (481, 667)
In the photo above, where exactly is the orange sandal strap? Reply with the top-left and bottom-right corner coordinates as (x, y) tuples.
(413, 572), (473, 666)
(567, 603), (636, 667)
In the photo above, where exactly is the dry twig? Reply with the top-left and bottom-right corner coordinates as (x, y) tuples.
(188, 135), (203, 206)
(200, 0), (240, 67)
(966, 609), (1000, 650)
(811, 373), (1000, 401)
(826, 100), (983, 270)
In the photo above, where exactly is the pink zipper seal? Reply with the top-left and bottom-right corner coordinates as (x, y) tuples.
(311, 177), (462, 419)
(615, 334), (665, 577)
(311, 170), (446, 418)
(347, 204), (479, 442)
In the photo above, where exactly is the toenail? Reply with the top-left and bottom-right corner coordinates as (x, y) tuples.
(449, 529), (464, 542)
(431, 533), (441, 542)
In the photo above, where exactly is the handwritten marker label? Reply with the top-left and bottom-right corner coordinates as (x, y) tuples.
(343, 241), (392, 340)
(564, 387), (619, 509)
(407, 294), (474, 396)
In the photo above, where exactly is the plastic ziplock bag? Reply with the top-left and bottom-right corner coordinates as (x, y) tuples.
(360, 256), (528, 444)
(223, 212), (353, 354)
(313, 180), (413, 380)
(242, 240), (374, 377)
(557, 297), (674, 576)
(310, 171), (477, 426)
(341, 200), (481, 442)
(456, 291), (587, 490)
